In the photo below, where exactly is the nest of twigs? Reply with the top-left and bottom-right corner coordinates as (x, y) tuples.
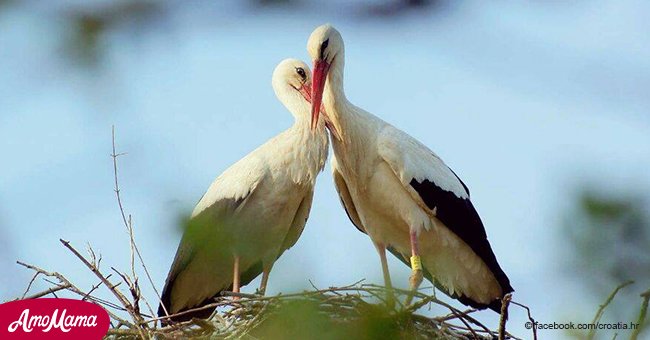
(15, 239), (516, 340)
(11, 128), (528, 339)
(146, 283), (509, 340)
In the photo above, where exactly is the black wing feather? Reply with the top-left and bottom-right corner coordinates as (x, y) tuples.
(409, 176), (514, 309)
(334, 163), (512, 313)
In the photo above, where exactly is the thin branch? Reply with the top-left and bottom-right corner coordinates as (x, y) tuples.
(111, 125), (168, 319)
(434, 308), (477, 322)
(631, 288), (650, 340)
(58, 238), (148, 340)
(511, 300), (537, 340)
(498, 293), (512, 340)
(111, 267), (142, 317)
(15, 260), (134, 327)
(308, 279), (319, 291)
(221, 291), (263, 299)
(451, 308), (479, 339)
(588, 280), (634, 340)
(20, 272), (41, 299)
(22, 284), (72, 300)
(82, 279), (107, 301)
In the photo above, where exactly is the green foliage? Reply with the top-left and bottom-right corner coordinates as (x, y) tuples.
(137, 285), (497, 339)
(251, 298), (415, 340)
(564, 189), (650, 297)
(562, 187), (650, 338)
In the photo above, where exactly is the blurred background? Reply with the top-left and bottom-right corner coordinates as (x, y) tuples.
(1, 0), (649, 338)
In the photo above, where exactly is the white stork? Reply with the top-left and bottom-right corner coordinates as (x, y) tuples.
(307, 24), (513, 312)
(158, 59), (329, 324)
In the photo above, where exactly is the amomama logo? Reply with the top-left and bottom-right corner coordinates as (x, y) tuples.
(0, 298), (110, 339)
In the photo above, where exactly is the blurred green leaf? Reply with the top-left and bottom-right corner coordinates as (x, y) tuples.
(562, 187), (650, 324)
(249, 297), (437, 340)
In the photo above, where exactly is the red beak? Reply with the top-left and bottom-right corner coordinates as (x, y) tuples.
(298, 83), (312, 103)
(311, 59), (330, 130)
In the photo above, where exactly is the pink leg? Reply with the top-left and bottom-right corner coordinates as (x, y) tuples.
(410, 231), (420, 257)
(376, 243), (393, 291)
(232, 256), (241, 300)
(374, 242), (395, 308)
(258, 263), (273, 296)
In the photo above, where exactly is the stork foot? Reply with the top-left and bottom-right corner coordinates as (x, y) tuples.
(405, 269), (423, 305)
(258, 263), (272, 297)
(409, 269), (424, 289)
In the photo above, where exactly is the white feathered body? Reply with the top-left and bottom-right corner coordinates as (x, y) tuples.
(328, 99), (505, 306)
(166, 121), (328, 313)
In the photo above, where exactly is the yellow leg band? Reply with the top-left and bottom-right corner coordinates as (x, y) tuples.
(410, 255), (422, 271)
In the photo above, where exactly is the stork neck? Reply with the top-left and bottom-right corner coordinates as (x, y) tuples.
(323, 55), (358, 142)
(287, 118), (329, 186)
(324, 56), (346, 103)
(292, 112), (312, 129)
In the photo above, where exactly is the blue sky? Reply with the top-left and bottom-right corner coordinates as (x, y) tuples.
(1, 1), (649, 338)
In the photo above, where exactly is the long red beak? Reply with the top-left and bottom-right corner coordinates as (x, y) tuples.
(311, 59), (330, 130)
(298, 83), (312, 103)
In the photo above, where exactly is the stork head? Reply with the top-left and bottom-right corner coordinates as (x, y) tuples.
(307, 24), (344, 130)
(272, 58), (313, 117)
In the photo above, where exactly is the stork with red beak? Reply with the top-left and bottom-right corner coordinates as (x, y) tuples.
(308, 24), (513, 312)
(158, 59), (329, 324)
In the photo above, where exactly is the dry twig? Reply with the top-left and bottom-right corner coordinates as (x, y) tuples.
(511, 300), (537, 340)
(631, 288), (650, 340)
(587, 280), (634, 340)
(59, 239), (149, 339)
(111, 126), (166, 320)
(15, 261), (134, 328)
(498, 293), (512, 340)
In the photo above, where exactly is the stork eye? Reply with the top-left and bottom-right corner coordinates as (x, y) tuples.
(296, 67), (306, 80)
